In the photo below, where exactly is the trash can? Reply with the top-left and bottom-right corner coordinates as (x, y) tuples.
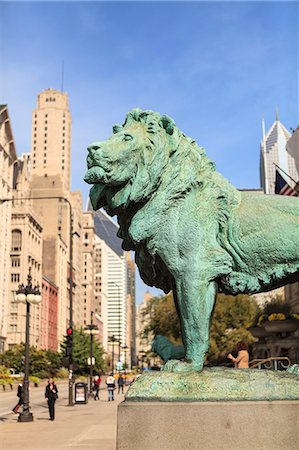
(75, 382), (88, 404)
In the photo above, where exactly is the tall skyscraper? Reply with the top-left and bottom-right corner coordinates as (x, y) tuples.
(31, 88), (71, 190)
(29, 89), (84, 347)
(260, 114), (298, 194)
(92, 209), (127, 356)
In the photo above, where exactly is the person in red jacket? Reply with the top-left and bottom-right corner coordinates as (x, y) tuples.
(93, 375), (101, 400)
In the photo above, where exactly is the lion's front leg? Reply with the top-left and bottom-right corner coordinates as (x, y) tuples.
(172, 276), (217, 371)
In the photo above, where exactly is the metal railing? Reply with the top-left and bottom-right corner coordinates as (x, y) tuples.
(249, 357), (291, 371)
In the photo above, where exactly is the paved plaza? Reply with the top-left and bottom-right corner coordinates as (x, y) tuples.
(0, 381), (125, 450)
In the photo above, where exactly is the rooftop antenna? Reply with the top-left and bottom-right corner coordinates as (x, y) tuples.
(275, 106), (279, 122)
(261, 113), (269, 194)
(261, 113), (266, 141)
(61, 60), (64, 92)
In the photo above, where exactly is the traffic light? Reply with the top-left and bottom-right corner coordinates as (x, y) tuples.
(66, 327), (73, 357)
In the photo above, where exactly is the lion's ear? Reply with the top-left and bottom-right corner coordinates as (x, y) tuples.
(113, 124), (122, 134)
(161, 115), (175, 135)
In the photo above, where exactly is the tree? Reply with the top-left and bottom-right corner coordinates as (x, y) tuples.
(141, 292), (260, 364)
(61, 327), (106, 374)
(142, 293), (182, 343)
(208, 293), (260, 363)
(0, 344), (62, 377)
(0, 344), (25, 372)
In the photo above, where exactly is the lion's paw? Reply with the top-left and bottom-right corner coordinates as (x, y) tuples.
(162, 359), (203, 373)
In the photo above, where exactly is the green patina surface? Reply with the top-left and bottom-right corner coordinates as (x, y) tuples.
(126, 368), (299, 402)
(84, 108), (299, 374)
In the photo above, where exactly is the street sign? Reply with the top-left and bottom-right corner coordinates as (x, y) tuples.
(87, 357), (95, 365)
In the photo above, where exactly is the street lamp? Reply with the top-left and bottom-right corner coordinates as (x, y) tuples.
(122, 345), (128, 376)
(108, 335), (118, 375)
(15, 267), (41, 422)
(84, 311), (99, 397)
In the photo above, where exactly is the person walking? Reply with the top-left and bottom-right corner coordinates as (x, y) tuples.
(12, 380), (24, 414)
(45, 378), (58, 421)
(93, 375), (101, 400)
(106, 373), (115, 401)
(117, 373), (125, 394)
(227, 341), (250, 368)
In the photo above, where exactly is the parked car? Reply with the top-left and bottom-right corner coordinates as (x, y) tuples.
(9, 368), (24, 378)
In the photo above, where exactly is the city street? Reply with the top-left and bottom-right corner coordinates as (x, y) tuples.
(0, 382), (125, 450)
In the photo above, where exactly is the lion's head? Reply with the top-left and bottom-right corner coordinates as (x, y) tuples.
(84, 108), (213, 214)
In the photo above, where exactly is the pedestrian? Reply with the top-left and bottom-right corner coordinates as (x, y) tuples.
(12, 380), (24, 414)
(45, 378), (58, 421)
(106, 373), (115, 401)
(227, 341), (250, 368)
(117, 373), (125, 394)
(93, 375), (101, 400)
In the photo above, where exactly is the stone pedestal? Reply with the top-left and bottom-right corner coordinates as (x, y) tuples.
(117, 400), (299, 450)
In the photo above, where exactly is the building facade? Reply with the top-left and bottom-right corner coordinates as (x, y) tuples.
(0, 105), (17, 352)
(40, 275), (58, 351)
(82, 212), (96, 327)
(7, 208), (43, 349)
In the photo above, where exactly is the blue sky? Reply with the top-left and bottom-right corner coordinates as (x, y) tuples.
(1, 1), (298, 302)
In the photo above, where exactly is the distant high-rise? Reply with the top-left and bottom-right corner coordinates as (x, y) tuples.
(260, 114), (298, 194)
(31, 89), (71, 190)
(92, 209), (127, 354)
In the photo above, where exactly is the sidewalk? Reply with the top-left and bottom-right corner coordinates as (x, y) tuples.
(0, 386), (125, 450)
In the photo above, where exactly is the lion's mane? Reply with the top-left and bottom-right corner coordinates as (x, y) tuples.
(107, 109), (240, 292)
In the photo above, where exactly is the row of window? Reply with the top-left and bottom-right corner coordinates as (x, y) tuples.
(11, 230), (41, 251)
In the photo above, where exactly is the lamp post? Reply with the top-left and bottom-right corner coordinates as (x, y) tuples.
(1, 195), (76, 406)
(139, 351), (147, 372)
(15, 267), (41, 422)
(108, 282), (121, 363)
(84, 311), (99, 397)
(122, 345), (128, 376)
(108, 335), (118, 375)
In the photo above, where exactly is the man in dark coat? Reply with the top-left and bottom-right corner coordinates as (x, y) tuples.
(117, 374), (125, 394)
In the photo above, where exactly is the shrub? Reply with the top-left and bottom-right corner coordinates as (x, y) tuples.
(29, 376), (41, 387)
(56, 368), (68, 379)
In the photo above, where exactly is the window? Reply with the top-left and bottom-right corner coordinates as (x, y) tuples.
(9, 325), (17, 332)
(11, 230), (22, 251)
(11, 257), (20, 267)
(10, 313), (18, 321)
(11, 274), (20, 283)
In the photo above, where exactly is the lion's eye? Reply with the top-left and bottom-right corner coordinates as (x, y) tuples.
(123, 134), (133, 141)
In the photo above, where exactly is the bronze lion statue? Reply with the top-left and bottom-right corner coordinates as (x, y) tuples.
(84, 109), (299, 371)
